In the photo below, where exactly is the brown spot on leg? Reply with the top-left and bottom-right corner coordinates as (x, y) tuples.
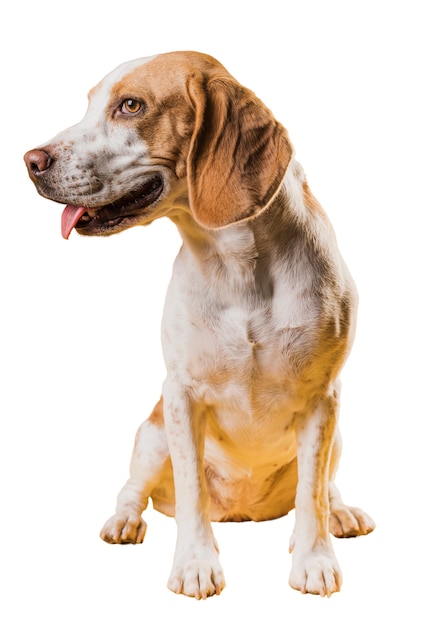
(148, 396), (164, 426)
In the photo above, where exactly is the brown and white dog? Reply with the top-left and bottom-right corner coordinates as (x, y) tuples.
(24, 51), (374, 599)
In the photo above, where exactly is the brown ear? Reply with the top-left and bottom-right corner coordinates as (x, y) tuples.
(186, 74), (293, 229)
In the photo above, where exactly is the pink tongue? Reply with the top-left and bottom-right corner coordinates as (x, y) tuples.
(61, 205), (87, 239)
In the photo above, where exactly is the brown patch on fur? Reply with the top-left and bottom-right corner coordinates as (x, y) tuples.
(148, 397), (164, 426)
(302, 180), (329, 221)
(109, 54), (203, 178)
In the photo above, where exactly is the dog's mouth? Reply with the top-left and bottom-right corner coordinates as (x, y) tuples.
(61, 174), (164, 239)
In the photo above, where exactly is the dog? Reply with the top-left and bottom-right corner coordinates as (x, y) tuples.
(24, 51), (375, 599)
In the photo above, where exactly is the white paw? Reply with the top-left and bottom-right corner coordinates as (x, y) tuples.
(330, 505), (375, 538)
(289, 550), (342, 597)
(100, 513), (147, 544)
(168, 554), (225, 599)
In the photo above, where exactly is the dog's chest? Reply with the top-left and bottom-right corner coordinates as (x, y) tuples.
(162, 224), (350, 414)
(167, 296), (324, 411)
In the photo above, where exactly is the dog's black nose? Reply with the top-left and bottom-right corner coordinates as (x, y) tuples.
(24, 149), (53, 179)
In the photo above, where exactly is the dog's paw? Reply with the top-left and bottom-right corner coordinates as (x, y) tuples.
(168, 556), (226, 600)
(330, 504), (375, 538)
(100, 513), (147, 544)
(289, 550), (342, 597)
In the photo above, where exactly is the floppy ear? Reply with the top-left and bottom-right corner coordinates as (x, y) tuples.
(186, 74), (293, 229)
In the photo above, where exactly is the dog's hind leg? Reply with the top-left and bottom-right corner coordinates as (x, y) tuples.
(100, 397), (173, 544)
(328, 428), (376, 538)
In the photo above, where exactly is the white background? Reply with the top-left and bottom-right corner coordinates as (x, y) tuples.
(1, 0), (446, 623)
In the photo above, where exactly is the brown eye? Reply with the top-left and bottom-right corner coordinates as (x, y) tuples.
(120, 98), (142, 114)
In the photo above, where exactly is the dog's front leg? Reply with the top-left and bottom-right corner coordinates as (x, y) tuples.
(289, 391), (342, 597)
(163, 380), (225, 599)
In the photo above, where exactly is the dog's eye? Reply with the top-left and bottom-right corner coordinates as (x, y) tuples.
(120, 99), (142, 115)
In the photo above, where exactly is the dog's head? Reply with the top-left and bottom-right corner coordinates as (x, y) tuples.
(24, 51), (293, 239)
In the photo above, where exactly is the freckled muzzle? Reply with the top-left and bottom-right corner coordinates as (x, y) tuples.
(61, 174), (165, 239)
(24, 146), (165, 239)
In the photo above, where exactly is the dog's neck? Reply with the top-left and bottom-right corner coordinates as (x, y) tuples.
(167, 161), (331, 305)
